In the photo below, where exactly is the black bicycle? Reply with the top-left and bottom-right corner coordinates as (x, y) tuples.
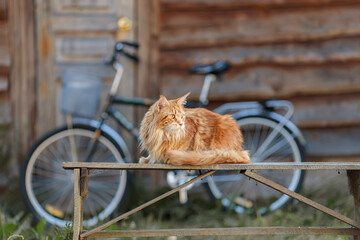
(21, 41), (306, 227)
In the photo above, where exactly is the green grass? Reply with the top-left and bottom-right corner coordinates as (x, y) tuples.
(0, 208), (73, 240)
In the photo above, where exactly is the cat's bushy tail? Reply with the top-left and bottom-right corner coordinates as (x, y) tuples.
(166, 149), (251, 165)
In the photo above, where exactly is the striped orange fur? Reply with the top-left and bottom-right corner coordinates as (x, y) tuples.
(139, 93), (250, 165)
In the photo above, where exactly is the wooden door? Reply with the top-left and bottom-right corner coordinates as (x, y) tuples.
(35, 0), (137, 143)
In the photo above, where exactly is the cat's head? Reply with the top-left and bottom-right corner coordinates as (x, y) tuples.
(152, 92), (190, 132)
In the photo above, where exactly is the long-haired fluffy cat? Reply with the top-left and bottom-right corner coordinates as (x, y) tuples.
(139, 93), (250, 165)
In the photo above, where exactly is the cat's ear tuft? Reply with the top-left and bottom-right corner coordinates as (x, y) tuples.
(176, 92), (190, 106)
(156, 95), (169, 112)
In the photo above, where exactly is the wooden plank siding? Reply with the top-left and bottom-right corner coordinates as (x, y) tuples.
(155, 0), (360, 158)
(0, 0), (10, 124)
(0, 0), (10, 181)
(7, 0), (37, 154)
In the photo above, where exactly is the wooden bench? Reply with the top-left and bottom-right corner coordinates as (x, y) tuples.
(63, 162), (360, 240)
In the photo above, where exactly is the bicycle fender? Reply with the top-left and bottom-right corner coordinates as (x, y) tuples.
(72, 117), (132, 162)
(231, 110), (306, 147)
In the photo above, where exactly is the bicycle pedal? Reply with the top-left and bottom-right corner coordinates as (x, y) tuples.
(45, 204), (64, 218)
(179, 189), (188, 204)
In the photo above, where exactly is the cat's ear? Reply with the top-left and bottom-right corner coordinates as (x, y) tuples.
(176, 92), (190, 106)
(156, 95), (169, 112)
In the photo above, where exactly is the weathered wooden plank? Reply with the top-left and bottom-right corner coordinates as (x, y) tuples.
(0, 23), (10, 67)
(73, 168), (83, 240)
(56, 63), (115, 78)
(162, 0), (360, 11)
(52, 0), (133, 15)
(137, 0), (161, 99)
(7, 0), (37, 151)
(160, 6), (360, 48)
(36, 0), (58, 136)
(161, 65), (360, 100)
(80, 168), (89, 198)
(292, 94), (360, 129)
(63, 162), (360, 171)
(88, 227), (360, 238)
(52, 14), (118, 33)
(0, 0), (5, 20)
(55, 37), (114, 62)
(161, 37), (360, 69)
(52, 0), (111, 13)
(303, 127), (360, 157)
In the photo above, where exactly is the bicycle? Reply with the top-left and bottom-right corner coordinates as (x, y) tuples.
(21, 41), (306, 227)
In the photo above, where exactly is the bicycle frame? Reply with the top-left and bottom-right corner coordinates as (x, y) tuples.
(108, 97), (154, 141)
(88, 60), (305, 162)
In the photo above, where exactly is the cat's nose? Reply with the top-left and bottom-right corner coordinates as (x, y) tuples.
(179, 122), (183, 127)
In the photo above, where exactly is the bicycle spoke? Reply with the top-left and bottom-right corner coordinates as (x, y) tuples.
(252, 124), (283, 160)
(47, 144), (67, 165)
(59, 137), (76, 162)
(34, 156), (66, 175)
(208, 116), (304, 214)
(250, 124), (262, 154)
(256, 138), (290, 162)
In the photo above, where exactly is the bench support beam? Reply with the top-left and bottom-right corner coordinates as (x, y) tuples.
(87, 227), (360, 238)
(242, 170), (356, 227)
(80, 168), (89, 198)
(73, 168), (84, 240)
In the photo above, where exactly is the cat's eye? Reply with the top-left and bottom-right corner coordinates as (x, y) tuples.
(169, 114), (175, 119)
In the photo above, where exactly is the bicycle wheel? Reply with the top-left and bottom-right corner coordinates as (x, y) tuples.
(206, 115), (305, 214)
(21, 124), (129, 227)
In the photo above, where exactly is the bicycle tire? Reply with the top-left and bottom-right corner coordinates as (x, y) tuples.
(206, 114), (305, 214)
(21, 123), (129, 227)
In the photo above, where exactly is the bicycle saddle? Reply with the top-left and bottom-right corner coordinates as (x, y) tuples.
(189, 60), (230, 75)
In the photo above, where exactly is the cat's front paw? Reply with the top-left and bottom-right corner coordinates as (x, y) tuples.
(139, 157), (150, 164)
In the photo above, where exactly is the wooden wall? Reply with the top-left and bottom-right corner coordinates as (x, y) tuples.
(153, 0), (360, 160)
(0, 0), (11, 165)
(0, 0), (9, 126)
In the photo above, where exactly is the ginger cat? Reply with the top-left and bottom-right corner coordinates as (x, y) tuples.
(139, 93), (250, 165)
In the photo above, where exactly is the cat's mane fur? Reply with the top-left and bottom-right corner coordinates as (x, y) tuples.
(139, 93), (250, 165)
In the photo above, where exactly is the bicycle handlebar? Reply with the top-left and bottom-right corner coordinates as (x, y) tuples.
(104, 41), (139, 65)
(116, 41), (139, 49)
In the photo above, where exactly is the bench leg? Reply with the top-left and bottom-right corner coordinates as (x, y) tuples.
(73, 168), (83, 240)
(347, 170), (360, 240)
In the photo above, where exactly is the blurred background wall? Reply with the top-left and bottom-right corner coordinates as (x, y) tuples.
(1, 0), (360, 186)
(152, 0), (360, 162)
